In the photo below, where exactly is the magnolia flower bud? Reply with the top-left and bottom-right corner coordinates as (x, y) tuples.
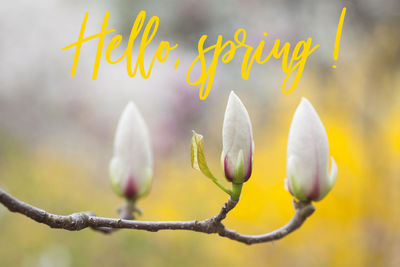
(109, 102), (153, 200)
(286, 98), (337, 202)
(221, 91), (255, 184)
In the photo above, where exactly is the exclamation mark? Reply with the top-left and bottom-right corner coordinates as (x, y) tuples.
(332, 7), (347, 69)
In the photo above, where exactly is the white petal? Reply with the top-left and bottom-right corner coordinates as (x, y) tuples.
(110, 102), (153, 197)
(286, 155), (296, 194)
(315, 156), (338, 201)
(329, 156), (338, 188)
(284, 178), (289, 192)
(287, 98), (329, 199)
(222, 91), (254, 181)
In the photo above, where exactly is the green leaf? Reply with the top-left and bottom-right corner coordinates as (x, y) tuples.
(190, 131), (201, 171)
(191, 131), (214, 179)
(190, 131), (232, 195)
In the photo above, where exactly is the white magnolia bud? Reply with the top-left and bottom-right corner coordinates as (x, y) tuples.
(109, 102), (153, 200)
(221, 91), (254, 184)
(286, 98), (337, 202)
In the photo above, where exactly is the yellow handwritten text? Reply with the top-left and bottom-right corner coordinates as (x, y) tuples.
(187, 29), (320, 100)
(62, 11), (178, 80)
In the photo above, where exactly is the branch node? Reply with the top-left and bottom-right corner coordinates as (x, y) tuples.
(67, 212), (90, 231)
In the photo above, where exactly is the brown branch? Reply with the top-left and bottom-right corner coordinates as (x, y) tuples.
(0, 187), (315, 245)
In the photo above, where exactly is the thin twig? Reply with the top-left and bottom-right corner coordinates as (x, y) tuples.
(0, 187), (315, 245)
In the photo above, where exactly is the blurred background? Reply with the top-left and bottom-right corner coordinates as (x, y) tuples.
(0, 0), (399, 266)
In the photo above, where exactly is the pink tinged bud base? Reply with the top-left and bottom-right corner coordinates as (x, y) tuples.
(223, 144), (253, 183)
(224, 156), (235, 182)
(308, 173), (320, 201)
(124, 176), (139, 199)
